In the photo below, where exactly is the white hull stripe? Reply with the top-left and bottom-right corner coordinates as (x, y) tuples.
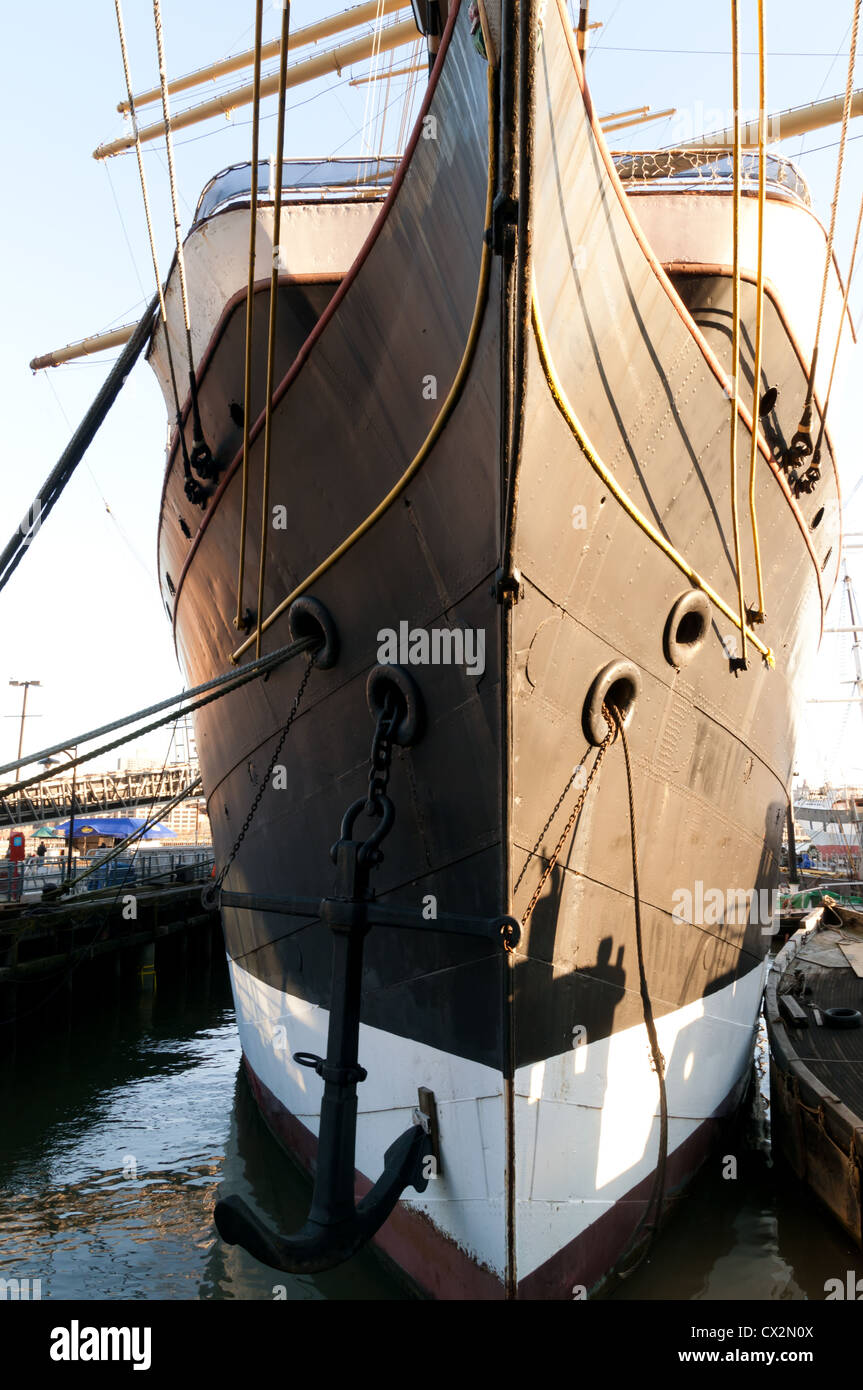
(228, 957), (766, 1281)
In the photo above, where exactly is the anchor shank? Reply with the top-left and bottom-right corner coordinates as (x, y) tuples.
(308, 917), (369, 1227)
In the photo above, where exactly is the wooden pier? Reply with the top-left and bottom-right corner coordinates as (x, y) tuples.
(0, 877), (220, 1039)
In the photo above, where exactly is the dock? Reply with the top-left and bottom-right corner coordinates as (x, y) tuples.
(0, 863), (219, 1040)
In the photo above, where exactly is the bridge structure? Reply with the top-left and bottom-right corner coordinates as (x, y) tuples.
(0, 763), (201, 830)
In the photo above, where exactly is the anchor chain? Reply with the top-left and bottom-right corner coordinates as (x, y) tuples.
(516, 705), (617, 929)
(366, 689), (399, 818)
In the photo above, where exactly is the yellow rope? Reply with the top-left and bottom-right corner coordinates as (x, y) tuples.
(254, 0), (292, 661)
(747, 0), (767, 624)
(730, 0), (748, 664)
(231, 65), (497, 664)
(530, 283), (775, 666)
(234, 0), (264, 632)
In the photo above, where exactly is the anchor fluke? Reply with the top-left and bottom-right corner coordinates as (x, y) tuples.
(214, 1121), (432, 1274)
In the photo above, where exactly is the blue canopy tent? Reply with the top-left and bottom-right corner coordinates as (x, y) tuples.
(53, 817), (177, 843)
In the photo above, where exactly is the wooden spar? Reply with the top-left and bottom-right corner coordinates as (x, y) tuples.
(30, 323), (137, 370)
(680, 87), (863, 148)
(95, 17), (420, 158)
(598, 105), (650, 125)
(601, 107), (676, 133)
(349, 62), (425, 85)
(119, 0), (409, 112)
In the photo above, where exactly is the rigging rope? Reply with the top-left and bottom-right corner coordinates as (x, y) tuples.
(0, 636), (319, 795)
(607, 701), (668, 1280)
(114, 0), (202, 506)
(232, 64), (497, 664)
(747, 0), (768, 625)
(254, 0), (292, 660)
(0, 297), (158, 599)
(814, 185), (863, 463)
(152, 0), (215, 481)
(360, 0), (387, 156)
(395, 39), (423, 154)
(530, 281), (775, 665)
(56, 773), (203, 897)
(729, 0), (748, 668)
(235, 0), (265, 630)
(792, 0), (860, 466)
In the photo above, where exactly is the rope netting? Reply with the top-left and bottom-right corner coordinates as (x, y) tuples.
(612, 148), (811, 205)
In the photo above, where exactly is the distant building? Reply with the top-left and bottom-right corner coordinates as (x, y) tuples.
(162, 798), (210, 844)
(793, 785), (863, 873)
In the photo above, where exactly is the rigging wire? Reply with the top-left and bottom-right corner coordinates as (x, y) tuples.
(152, 0), (216, 483)
(795, 15), (855, 161)
(360, 0), (387, 155)
(729, 0), (748, 667)
(395, 39), (423, 154)
(254, 0), (293, 661)
(235, 0), (265, 633)
(41, 373), (154, 584)
(113, 0), (202, 506)
(374, 46), (397, 182)
(103, 160), (148, 301)
(747, 0), (768, 625)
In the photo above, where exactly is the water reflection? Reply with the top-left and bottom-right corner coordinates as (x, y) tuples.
(0, 937), (401, 1300)
(610, 1015), (863, 1300)
(1, 938), (859, 1300)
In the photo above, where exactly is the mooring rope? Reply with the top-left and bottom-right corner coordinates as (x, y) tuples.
(607, 702), (669, 1278)
(0, 635), (319, 793)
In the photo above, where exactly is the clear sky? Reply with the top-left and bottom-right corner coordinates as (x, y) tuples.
(0, 1), (861, 789)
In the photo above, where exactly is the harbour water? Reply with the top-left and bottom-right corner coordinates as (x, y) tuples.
(1, 931), (860, 1302)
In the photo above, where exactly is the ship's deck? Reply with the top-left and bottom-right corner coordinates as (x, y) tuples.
(776, 924), (863, 1119)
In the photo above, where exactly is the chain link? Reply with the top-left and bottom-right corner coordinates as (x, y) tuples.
(365, 690), (398, 817)
(518, 705), (616, 929)
(513, 746), (593, 899)
(215, 656), (314, 890)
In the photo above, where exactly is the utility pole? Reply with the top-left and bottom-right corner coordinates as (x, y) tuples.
(8, 679), (41, 761)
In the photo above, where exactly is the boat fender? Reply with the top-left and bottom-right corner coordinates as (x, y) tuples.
(822, 1007), (862, 1029)
(583, 659), (641, 747)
